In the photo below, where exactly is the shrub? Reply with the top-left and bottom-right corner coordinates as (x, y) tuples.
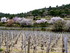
(13, 23), (20, 27)
(33, 17), (40, 20)
(52, 20), (66, 31)
(33, 17), (37, 20)
(41, 27), (46, 31)
(63, 21), (70, 31)
(0, 22), (6, 26)
(33, 22), (49, 27)
(0, 22), (4, 26)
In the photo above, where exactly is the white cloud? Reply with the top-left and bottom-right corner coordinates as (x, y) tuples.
(0, 0), (70, 14)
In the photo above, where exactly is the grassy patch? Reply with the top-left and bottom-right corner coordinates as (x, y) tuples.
(0, 48), (3, 52)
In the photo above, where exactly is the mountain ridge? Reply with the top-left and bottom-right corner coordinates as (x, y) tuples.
(0, 4), (70, 18)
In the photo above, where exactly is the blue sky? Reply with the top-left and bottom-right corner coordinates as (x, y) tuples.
(0, 0), (70, 14)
